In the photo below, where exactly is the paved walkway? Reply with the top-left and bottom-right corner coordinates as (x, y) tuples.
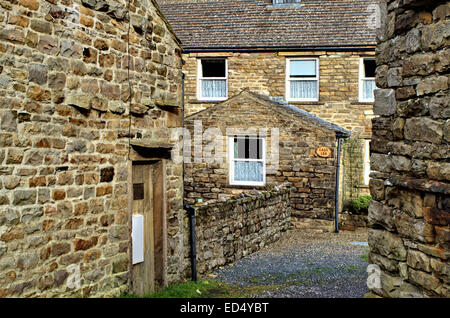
(211, 228), (370, 298)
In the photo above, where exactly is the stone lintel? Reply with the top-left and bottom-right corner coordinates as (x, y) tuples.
(155, 98), (180, 108)
(130, 139), (174, 150)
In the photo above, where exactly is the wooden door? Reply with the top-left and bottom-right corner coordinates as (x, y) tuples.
(131, 161), (165, 295)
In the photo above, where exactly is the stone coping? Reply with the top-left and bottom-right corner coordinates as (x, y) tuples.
(193, 188), (292, 213)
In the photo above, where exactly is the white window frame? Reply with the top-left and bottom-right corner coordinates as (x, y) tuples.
(359, 57), (376, 103)
(197, 58), (228, 101)
(228, 136), (266, 187)
(286, 57), (320, 102)
(363, 139), (372, 185)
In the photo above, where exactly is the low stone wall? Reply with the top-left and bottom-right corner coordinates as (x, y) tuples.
(291, 218), (335, 233)
(183, 188), (291, 277)
(339, 213), (368, 230)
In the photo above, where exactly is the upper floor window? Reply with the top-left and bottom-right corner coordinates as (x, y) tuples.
(286, 58), (319, 102)
(197, 58), (228, 101)
(229, 136), (266, 186)
(359, 57), (376, 102)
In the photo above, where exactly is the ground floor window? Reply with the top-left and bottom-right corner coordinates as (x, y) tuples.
(229, 136), (266, 186)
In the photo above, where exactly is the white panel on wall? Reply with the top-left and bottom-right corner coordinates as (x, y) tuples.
(132, 214), (144, 265)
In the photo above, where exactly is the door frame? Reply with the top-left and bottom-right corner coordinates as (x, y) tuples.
(128, 159), (168, 295)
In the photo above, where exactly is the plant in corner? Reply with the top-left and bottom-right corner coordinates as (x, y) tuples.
(351, 195), (372, 215)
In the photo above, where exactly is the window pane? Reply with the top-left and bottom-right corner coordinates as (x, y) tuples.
(290, 80), (318, 99)
(234, 137), (263, 159)
(201, 59), (226, 78)
(363, 59), (376, 78)
(362, 79), (375, 100)
(201, 79), (227, 98)
(290, 60), (316, 77)
(234, 161), (264, 182)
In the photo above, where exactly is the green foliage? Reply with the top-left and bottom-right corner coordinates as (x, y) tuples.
(342, 136), (366, 209)
(119, 279), (282, 298)
(120, 280), (224, 298)
(361, 247), (369, 262)
(351, 195), (372, 215)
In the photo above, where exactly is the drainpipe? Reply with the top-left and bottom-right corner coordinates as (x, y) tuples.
(335, 133), (344, 233)
(185, 204), (197, 282)
(182, 70), (185, 199)
(180, 67), (198, 281)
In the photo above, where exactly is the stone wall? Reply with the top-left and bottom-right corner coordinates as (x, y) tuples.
(339, 212), (368, 230)
(368, 0), (449, 297)
(0, 0), (184, 297)
(183, 50), (375, 206)
(183, 90), (340, 221)
(183, 51), (375, 138)
(183, 188), (291, 276)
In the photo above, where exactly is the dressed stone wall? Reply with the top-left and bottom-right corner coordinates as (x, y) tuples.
(0, 0), (184, 297)
(183, 90), (341, 222)
(182, 50), (375, 207)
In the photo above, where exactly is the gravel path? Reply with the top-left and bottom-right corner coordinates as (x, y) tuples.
(210, 228), (370, 298)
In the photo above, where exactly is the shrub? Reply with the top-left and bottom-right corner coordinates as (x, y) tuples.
(351, 195), (372, 215)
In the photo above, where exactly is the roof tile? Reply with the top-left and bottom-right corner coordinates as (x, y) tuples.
(157, 0), (379, 50)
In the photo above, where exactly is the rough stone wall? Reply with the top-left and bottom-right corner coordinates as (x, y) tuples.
(0, 0), (183, 297)
(368, 0), (449, 297)
(184, 92), (339, 220)
(183, 188), (291, 277)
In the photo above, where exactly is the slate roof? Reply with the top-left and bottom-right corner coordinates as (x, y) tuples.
(186, 89), (352, 137)
(157, 0), (378, 51)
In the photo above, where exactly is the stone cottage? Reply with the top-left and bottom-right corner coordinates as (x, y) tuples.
(183, 89), (351, 229)
(0, 0), (185, 297)
(158, 0), (379, 214)
(367, 0), (449, 297)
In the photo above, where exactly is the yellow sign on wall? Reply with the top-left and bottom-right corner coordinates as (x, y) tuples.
(316, 146), (332, 158)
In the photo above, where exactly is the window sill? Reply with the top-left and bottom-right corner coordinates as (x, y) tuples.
(227, 184), (267, 189)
